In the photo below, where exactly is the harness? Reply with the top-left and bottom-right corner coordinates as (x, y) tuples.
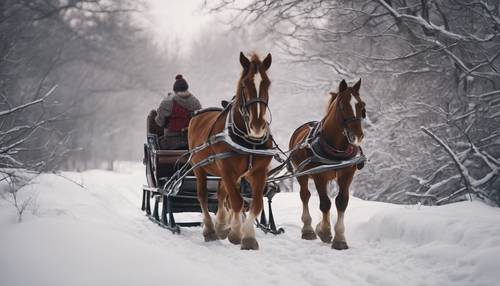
(309, 122), (361, 161)
(265, 121), (366, 183)
(160, 88), (367, 194)
(161, 99), (279, 197)
(266, 93), (367, 182)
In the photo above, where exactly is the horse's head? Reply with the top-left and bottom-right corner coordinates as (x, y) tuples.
(237, 52), (272, 140)
(328, 79), (366, 145)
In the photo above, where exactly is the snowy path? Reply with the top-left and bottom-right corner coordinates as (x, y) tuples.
(1, 163), (499, 286)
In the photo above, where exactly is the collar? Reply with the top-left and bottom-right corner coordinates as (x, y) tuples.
(301, 121), (359, 161)
(225, 108), (270, 148)
(317, 136), (358, 159)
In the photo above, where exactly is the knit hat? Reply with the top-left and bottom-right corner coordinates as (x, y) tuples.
(173, 74), (189, 92)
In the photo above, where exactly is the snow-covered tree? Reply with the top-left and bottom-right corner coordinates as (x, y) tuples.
(209, 0), (500, 205)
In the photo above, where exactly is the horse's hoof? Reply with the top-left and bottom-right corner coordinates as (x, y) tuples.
(301, 231), (317, 240)
(241, 237), (259, 250)
(203, 230), (218, 242)
(315, 223), (332, 243)
(228, 231), (241, 245)
(317, 231), (332, 243)
(332, 240), (349, 250)
(315, 228), (332, 243)
(215, 225), (230, 240)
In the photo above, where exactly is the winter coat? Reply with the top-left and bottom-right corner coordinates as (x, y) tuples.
(155, 91), (202, 150)
(155, 91), (202, 129)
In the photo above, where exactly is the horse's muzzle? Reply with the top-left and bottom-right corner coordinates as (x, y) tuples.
(249, 121), (269, 140)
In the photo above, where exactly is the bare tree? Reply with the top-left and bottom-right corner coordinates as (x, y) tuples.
(0, 170), (39, 222)
(1, 0), (176, 173)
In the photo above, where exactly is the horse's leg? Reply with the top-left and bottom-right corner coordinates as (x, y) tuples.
(298, 175), (316, 240)
(240, 169), (266, 250)
(215, 181), (230, 239)
(223, 176), (244, 245)
(313, 175), (332, 243)
(332, 168), (354, 250)
(194, 168), (217, 242)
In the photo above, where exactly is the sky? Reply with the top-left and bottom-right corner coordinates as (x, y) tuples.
(144, 0), (215, 56)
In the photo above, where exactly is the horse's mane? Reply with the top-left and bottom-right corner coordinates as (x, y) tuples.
(328, 92), (337, 106)
(249, 52), (262, 75)
(326, 92), (338, 115)
(250, 52), (260, 64)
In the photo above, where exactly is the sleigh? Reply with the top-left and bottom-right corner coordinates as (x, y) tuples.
(141, 110), (284, 234)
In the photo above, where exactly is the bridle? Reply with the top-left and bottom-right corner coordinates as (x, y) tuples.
(238, 83), (269, 118)
(334, 89), (366, 144)
(230, 80), (271, 145)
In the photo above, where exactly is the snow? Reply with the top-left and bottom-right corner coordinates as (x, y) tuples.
(1, 162), (500, 286)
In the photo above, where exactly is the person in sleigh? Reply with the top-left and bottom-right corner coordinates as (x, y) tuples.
(154, 74), (202, 149)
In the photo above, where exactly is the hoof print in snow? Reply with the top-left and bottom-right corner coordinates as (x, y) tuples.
(331, 240), (349, 250)
(241, 238), (259, 250)
(301, 231), (317, 240)
(203, 231), (219, 242)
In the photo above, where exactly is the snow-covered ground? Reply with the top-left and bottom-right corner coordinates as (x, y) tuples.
(1, 162), (500, 286)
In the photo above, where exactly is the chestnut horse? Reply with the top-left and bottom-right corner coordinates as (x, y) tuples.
(188, 52), (273, 250)
(289, 79), (365, 250)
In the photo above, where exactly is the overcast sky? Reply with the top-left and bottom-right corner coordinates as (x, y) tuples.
(144, 0), (215, 56)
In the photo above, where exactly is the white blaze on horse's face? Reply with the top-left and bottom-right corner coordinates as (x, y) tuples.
(254, 71), (262, 115)
(349, 94), (364, 145)
(248, 69), (268, 139)
(350, 94), (357, 117)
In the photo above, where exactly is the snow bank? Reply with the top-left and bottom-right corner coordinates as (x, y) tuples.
(350, 201), (500, 286)
(1, 162), (499, 286)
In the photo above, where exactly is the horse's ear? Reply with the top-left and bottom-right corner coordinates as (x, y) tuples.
(240, 52), (250, 70)
(339, 79), (348, 93)
(262, 53), (272, 71)
(353, 78), (361, 93)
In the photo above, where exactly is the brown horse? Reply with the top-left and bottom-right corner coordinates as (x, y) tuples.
(289, 79), (365, 250)
(188, 52), (273, 250)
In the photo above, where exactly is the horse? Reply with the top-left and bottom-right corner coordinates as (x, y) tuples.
(289, 79), (365, 250)
(188, 52), (273, 250)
